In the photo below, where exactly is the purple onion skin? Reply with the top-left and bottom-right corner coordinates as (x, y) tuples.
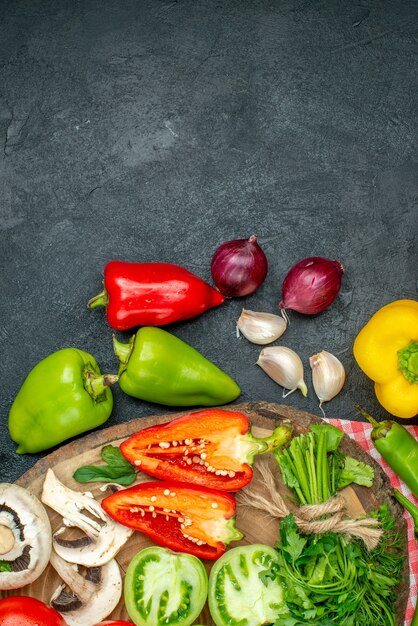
(210, 235), (268, 297)
(279, 256), (344, 315)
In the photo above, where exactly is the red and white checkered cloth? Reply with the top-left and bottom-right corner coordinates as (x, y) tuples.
(326, 418), (418, 626)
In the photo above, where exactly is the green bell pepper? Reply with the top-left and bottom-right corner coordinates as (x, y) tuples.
(208, 544), (287, 626)
(8, 348), (117, 454)
(113, 327), (241, 407)
(124, 546), (208, 626)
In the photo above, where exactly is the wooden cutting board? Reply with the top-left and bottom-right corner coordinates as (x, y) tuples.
(2, 401), (410, 625)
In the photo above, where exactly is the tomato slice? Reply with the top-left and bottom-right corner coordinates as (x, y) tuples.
(93, 622), (133, 625)
(208, 544), (287, 626)
(124, 547), (208, 626)
(101, 480), (243, 560)
(120, 409), (275, 491)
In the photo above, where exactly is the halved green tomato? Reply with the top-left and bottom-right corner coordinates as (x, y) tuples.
(124, 547), (208, 626)
(208, 544), (287, 626)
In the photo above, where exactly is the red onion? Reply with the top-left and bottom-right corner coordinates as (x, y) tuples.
(210, 235), (268, 297)
(279, 256), (344, 315)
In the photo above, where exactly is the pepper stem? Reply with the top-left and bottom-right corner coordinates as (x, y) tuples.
(248, 424), (293, 462)
(354, 404), (379, 428)
(224, 518), (244, 544)
(113, 334), (135, 365)
(398, 340), (418, 384)
(84, 368), (118, 401)
(393, 488), (418, 539)
(87, 288), (108, 309)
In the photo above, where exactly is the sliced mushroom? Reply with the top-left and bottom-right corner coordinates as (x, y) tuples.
(0, 482), (52, 589)
(41, 469), (132, 567)
(49, 549), (122, 626)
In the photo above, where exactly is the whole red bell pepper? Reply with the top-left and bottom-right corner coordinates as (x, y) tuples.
(101, 480), (243, 560)
(120, 409), (292, 491)
(88, 261), (224, 330)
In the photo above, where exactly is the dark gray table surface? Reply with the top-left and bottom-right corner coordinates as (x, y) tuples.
(1, 0), (417, 484)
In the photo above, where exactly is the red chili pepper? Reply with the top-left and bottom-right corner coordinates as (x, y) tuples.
(87, 261), (224, 330)
(120, 409), (292, 491)
(101, 480), (243, 560)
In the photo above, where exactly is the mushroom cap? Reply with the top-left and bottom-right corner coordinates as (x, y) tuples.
(0, 483), (52, 589)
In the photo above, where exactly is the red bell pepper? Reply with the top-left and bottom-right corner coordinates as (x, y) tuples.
(87, 261), (224, 330)
(120, 409), (292, 491)
(101, 480), (243, 560)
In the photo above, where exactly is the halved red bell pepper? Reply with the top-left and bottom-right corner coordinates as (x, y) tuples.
(101, 480), (242, 560)
(120, 409), (292, 491)
(88, 261), (224, 330)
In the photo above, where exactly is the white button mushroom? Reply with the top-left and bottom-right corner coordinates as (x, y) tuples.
(41, 469), (132, 567)
(0, 483), (52, 589)
(49, 549), (122, 626)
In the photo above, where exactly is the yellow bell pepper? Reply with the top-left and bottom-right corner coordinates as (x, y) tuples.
(353, 299), (418, 419)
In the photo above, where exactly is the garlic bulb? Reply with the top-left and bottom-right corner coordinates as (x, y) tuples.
(309, 350), (345, 411)
(237, 310), (287, 345)
(257, 346), (308, 397)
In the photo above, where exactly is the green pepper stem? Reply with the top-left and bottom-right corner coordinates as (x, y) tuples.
(87, 288), (108, 309)
(225, 517), (244, 543)
(393, 488), (418, 539)
(250, 424), (293, 459)
(84, 369), (118, 400)
(112, 334), (135, 365)
(354, 404), (379, 428)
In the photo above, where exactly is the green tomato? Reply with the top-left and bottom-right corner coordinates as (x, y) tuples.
(124, 546), (208, 626)
(208, 544), (287, 626)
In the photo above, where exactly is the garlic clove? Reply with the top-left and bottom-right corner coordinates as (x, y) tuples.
(309, 350), (346, 408)
(257, 346), (308, 397)
(237, 309), (287, 345)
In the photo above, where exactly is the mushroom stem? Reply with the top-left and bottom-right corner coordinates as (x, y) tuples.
(49, 551), (97, 604)
(0, 525), (15, 555)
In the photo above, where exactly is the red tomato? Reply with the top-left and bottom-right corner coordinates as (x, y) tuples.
(0, 596), (67, 625)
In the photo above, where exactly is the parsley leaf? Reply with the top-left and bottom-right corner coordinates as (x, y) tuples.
(0, 561), (12, 572)
(336, 456), (374, 490)
(280, 514), (307, 562)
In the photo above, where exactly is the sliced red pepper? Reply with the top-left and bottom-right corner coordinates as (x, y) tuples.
(88, 261), (225, 330)
(120, 409), (292, 491)
(101, 480), (242, 560)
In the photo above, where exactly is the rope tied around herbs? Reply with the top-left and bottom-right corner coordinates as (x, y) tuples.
(237, 457), (383, 550)
(297, 499), (383, 547)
